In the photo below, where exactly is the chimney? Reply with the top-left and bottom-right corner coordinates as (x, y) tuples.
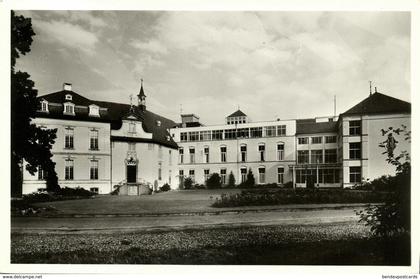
(63, 83), (72, 91)
(375, 87), (377, 93)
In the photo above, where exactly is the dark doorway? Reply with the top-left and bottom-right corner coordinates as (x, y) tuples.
(127, 165), (137, 183)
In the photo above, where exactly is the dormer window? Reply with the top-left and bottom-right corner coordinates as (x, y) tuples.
(40, 100), (49, 112)
(65, 94), (73, 101)
(64, 102), (75, 115)
(89, 105), (100, 117)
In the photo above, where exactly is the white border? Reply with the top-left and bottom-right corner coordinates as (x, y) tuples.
(0, 0), (419, 277)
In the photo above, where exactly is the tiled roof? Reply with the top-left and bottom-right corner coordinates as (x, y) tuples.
(37, 90), (178, 149)
(342, 92), (411, 116)
(228, 109), (247, 117)
(296, 118), (338, 135)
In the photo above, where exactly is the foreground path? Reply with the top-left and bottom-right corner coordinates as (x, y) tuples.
(12, 208), (360, 234)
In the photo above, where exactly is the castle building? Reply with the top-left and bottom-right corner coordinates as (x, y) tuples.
(21, 84), (411, 194)
(22, 82), (178, 195)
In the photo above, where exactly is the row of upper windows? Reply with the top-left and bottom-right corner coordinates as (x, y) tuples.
(180, 125), (287, 142)
(297, 149), (338, 164)
(226, 116), (247, 125)
(40, 100), (100, 117)
(298, 135), (337, 145)
(64, 128), (99, 150)
(179, 143), (285, 164)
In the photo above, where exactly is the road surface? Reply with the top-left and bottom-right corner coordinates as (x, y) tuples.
(12, 207), (361, 234)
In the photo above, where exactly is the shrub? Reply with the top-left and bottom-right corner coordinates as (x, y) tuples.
(160, 183), (171, 192)
(283, 181), (293, 188)
(227, 171), (236, 187)
(206, 173), (222, 189)
(183, 177), (194, 190)
(59, 187), (96, 197)
(239, 169), (255, 188)
(193, 184), (206, 189)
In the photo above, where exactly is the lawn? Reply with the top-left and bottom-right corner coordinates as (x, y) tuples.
(11, 222), (410, 265)
(30, 189), (242, 215)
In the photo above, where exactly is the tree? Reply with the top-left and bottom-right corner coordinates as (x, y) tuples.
(11, 11), (59, 196)
(183, 177), (193, 190)
(241, 169), (255, 188)
(357, 125), (410, 237)
(227, 171), (235, 187)
(206, 173), (222, 189)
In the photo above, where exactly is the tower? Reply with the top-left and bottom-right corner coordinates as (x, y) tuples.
(138, 78), (146, 111)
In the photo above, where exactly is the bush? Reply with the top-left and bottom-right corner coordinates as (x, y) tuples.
(193, 184), (206, 189)
(59, 187), (96, 197)
(212, 188), (390, 208)
(160, 183), (171, 192)
(183, 177), (194, 190)
(227, 171), (235, 187)
(283, 181), (293, 188)
(206, 173), (222, 189)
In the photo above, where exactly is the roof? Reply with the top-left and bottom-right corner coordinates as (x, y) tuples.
(37, 90), (178, 149)
(138, 83), (146, 98)
(296, 118), (338, 135)
(228, 109), (247, 118)
(342, 92), (411, 116)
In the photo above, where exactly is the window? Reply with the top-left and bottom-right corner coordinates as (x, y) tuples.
(258, 167), (266, 184)
(277, 125), (286, 136)
(311, 150), (323, 164)
(169, 150), (172, 166)
(90, 160), (98, 180)
(278, 167), (284, 184)
(204, 147), (209, 163)
(180, 132), (188, 142)
(188, 131), (199, 141)
(349, 167), (361, 183)
(89, 105), (99, 117)
(179, 148), (184, 164)
(265, 126), (276, 137)
(65, 94), (72, 101)
(189, 147), (195, 163)
(128, 143), (136, 151)
(38, 165), (45, 180)
(204, 169), (210, 182)
(258, 144), (265, 161)
(179, 170), (184, 177)
(212, 130), (223, 140)
(321, 169), (340, 183)
(240, 145), (247, 162)
(349, 120), (361, 135)
(158, 145), (163, 159)
(200, 131), (211, 141)
(297, 150), (309, 164)
(237, 128), (249, 138)
(90, 130), (99, 150)
(220, 146), (227, 162)
(129, 122), (136, 133)
(158, 162), (162, 180)
(64, 128), (74, 149)
(325, 135), (337, 143)
(349, 142), (361, 159)
(277, 143), (284, 161)
(41, 100), (48, 112)
(325, 149), (337, 163)
(65, 159), (74, 180)
(240, 168), (247, 183)
(250, 127), (263, 138)
(189, 169), (195, 181)
(311, 137), (322, 144)
(64, 103), (75, 115)
(220, 169), (227, 184)
(296, 169), (314, 184)
(224, 129), (237, 139)
(298, 137), (308, 144)
(90, 187), (99, 194)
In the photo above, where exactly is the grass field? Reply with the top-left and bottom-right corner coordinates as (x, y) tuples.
(11, 222), (410, 265)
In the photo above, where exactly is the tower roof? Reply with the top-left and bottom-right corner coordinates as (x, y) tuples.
(138, 79), (146, 98)
(228, 109), (247, 118)
(341, 92), (411, 116)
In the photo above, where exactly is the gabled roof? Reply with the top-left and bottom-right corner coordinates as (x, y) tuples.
(342, 92), (411, 116)
(296, 118), (338, 135)
(228, 109), (247, 118)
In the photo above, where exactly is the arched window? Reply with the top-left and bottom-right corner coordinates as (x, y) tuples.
(240, 144), (247, 162)
(258, 143), (265, 162)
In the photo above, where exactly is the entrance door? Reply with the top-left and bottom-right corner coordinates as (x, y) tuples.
(127, 165), (137, 183)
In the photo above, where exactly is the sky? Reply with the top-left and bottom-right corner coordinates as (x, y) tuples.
(15, 11), (410, 125)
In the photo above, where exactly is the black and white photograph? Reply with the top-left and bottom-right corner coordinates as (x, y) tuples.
(2, 0), (419, 277)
